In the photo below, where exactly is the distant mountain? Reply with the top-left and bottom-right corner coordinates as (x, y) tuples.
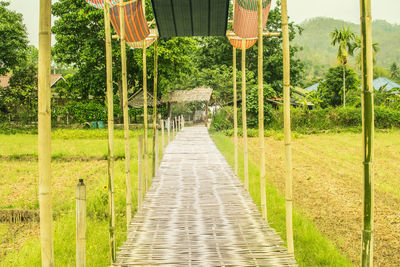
(293, 17), (400, 79)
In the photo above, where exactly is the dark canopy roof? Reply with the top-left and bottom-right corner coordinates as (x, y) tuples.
(151, 0), (229, 38)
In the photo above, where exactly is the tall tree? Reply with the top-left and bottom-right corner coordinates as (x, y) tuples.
(353, 36), (379, 69)
(330, 26), (356, 107)
(0, 1), (28, 75)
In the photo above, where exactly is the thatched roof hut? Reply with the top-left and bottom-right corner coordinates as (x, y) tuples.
(163, 87), (213, 103)
(128, 89), (159, 108)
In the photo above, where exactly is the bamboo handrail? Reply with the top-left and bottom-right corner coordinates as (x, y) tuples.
(152, 40), (158, 178)
(38, 0), (54, 265)
(143, 40), (149, 192)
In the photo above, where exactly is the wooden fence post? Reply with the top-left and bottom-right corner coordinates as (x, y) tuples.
(258, 0), (267, 220)
(241, 39), (249, 191)
(155, 127), (159, 175)
(138, 135), (143, 210)
(161, 119), (165, 152)
(119, 0), (132, 229)
(167, 117), (171, 143)
(360, 0), (375, 265)
(38, 0), (54, 265)
(104, 1), (116, 262)
(76, 179), (86, 267)
(281, 0), (294, 254)
(233, 46), (238, 176)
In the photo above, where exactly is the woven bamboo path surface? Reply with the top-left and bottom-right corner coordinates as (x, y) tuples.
(113, 126), (296, 266)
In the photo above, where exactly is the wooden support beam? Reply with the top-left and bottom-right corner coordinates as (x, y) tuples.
(241, 39), (249, 191)
(258, 0), (267, 220)
(76, 179), (86, 267)
(104, 1), (116, 262)
(233, 47), (238, 176)
(152, 40), (158, 178)
(360, 0), (375, 265)
(281, 0), (294, 254)
(38, 0), (54, 265)
(119, 0), (132, 229)
(138, 135), (143, 210)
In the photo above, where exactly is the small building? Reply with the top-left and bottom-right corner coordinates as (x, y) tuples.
(128, 88), (158, 108)
(373, 77), (400, 93)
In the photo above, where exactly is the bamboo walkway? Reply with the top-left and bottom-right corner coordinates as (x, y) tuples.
(113, 127), (296, 266)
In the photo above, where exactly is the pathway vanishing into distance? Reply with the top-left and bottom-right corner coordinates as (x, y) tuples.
(113, 127), (296, 266)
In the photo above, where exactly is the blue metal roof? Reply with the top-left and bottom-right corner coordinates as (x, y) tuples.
(373, 77), (400, 93)
(305, 82), (320, 92)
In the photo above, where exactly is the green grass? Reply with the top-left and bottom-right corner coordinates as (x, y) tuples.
(211, 133), (353, 267)
(0, 128), (166, 266)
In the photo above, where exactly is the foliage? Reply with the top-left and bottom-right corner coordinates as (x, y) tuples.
(0, 1), (28, 75)
(271, 106), (400, 132)
(53, 101), (107, 123)
(294, 18), (400, 77)
(211, 106), (235, 131)
(318, 66), (360, 107)
(246, 83), (275, 127)
(390, 62), (400, 82)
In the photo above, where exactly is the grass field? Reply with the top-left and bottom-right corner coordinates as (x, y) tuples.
(213, 129), (400, 266)
(0, 129), (167, 266)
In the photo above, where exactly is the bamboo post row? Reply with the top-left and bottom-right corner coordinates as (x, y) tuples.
(76, 179), (86, 267)
(138, 135), (143, 210)
(241, 39), (249, 191)
(152, 40), (158, 178)
(360, 0), (374, 265)
(38, 0), (53, 265)
(119, 0), (132, 229)
(257, 0), (267, 219)
(233, 47), (238, 176)
(281, 0), (294, 254)
(104, 2), (116, 262)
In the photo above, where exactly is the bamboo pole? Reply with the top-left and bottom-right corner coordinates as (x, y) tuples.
(76, 179), (86, 267)
(241, 39), (249, 191)
(119, 0), (132, 229)
(360, 0), (374, 265)
(152, 40), (158, 178)
(143, 40), (149, 192)
(104, 2), (116, 261)
(167, 117), (171, 143)
(161, 119), (165, 151)
(281, 0), (294, 254)
(155, 127), (159, 175)
(205, 102), (209, 128)
(38, 0), (53, 265)
(138, 135), (143, 210)
(257, 0), (267, 220)
(233, 47), (238, 176)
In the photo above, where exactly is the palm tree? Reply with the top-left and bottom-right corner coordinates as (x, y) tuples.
(354, 36), (380, 69)
(330, 26), (356, 107)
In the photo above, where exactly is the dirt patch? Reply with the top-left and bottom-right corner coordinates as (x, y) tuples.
(241, 132), (400, 266)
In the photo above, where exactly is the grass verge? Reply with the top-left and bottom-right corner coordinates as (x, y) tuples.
(211, 133), (353, 267)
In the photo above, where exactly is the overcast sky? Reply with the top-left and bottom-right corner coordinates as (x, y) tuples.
(6, 0), (400, 47)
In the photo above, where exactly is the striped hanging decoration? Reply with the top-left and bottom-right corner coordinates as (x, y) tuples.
(233, 0), (271, 39)
(226, 31), (257, 50)
(84, 0), (119, 9)
(110, 0), (150, 43)
(127, 29), (158, 48)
